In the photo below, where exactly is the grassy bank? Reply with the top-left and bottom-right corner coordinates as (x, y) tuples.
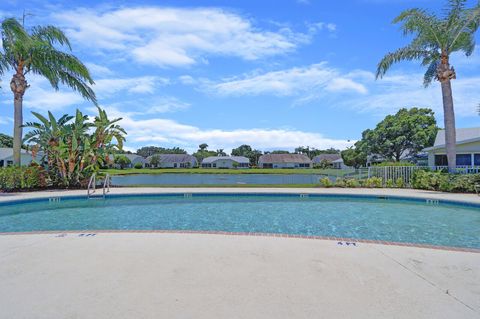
(103, 168), (355, 176)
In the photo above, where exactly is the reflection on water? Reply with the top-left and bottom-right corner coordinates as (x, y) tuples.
(111, 173), (324, 185)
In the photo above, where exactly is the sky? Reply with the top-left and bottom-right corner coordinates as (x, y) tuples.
(0, 0), (479, 153)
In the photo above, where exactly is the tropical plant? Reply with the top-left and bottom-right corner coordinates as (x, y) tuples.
(376, 0), (480, 171)
(0, 18), (97, 166)
(23, 107), (125, 187)
(114, 155), (131, 169)
(149, 155), (160, 168)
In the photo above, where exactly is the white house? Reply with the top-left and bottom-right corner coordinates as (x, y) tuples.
(423, 127), (480, 167)
(258, 154), (312, 169)
(147, 154), (198, 168)
(0, 148), (41, 167)
(201, 156), (249, 169)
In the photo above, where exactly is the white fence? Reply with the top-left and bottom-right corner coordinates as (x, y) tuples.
(321, 166), (480, 187)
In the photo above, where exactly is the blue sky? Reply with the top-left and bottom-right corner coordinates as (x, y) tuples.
(0, 0), (479, 153)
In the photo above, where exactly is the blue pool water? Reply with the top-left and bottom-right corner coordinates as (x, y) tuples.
(0, 194), (479, 249)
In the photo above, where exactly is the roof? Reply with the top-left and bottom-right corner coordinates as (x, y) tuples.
(312, 154), (341, 163)
(202, 156), (249, 164)
(0, 148), (29, 160)
(147, 154), (197, 163)
(423, 127), (480, 151)
(332, 158), (344, 163)
(259, 153), (312, 164)
(123, 154), (145, 162)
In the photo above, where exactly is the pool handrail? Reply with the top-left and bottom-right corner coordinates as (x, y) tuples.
(87, 174), (96, 199)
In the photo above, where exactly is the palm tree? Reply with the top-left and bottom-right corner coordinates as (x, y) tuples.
(0, 18), (97, 166)
(376, 0), (480, 171)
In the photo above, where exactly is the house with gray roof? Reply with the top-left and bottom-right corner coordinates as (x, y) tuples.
(201, 156), (249, 169)
(258, 154), (312, 169)
(0, 148), (42, 167)
(423, 127), (480, 167)
(112, 154), (146, 168)
(146, 154), (198, 168)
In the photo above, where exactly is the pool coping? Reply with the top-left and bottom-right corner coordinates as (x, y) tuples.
(1, 229), (479, 254)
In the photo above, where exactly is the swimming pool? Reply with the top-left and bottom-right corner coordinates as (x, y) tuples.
(0, 194), (479, 249)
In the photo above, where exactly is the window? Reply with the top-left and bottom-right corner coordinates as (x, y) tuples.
(263, 163), (273, 168)
(6, 160), (13, 166)
(434, 155), (448, 166)
(212, 163), (216, 168)
(0, 160), (3, 167)
(456, 154), (471, 166)
(202, 163), (212, 168)
(173, 163), (178, 168)
(475, 154), (480, 166)
(299, 163), (310, 168)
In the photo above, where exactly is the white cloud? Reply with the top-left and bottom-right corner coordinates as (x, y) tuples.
(178, 75), (196, 85)
(206, 63), (368, 97)
(101, 108), (353, 151)
(85, 62), (114, 77)
(19, 77), (86, 111)
(145, 97), (190, 114)
(53, 7), (309, 67)
(347, 72), (480, 118)
(93, 76), (169, 96)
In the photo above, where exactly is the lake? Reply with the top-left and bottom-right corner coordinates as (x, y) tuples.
(111, 173), (324, 186)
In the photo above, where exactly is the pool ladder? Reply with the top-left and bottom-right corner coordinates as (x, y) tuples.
(87, 173), (111, 199)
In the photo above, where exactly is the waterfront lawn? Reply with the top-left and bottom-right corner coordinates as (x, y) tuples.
(103, 168), (355, 176)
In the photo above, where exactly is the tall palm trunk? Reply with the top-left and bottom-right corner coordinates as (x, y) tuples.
(10, 70), (27, 166)
(437, 54), (457, 172)
(440, 80), (456, 171)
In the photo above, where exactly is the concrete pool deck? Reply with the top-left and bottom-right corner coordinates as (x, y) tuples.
(1, 188), (479, 318)
(0, 232), (479, 319)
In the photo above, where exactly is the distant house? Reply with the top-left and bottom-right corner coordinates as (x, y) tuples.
(258, 154), (312, 169)
(0, 148), (41, 167)
(147, 154), (198, 168)
(312, 154), (342, 166)
(201, 156), (250, 169)
(114, 154), (146, 168)
(423, 127), (480, 167)
(331, 158), (352, 170)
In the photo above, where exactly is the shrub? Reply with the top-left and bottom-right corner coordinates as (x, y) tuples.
(395, 178), (405, 188)
(134, 163), (143, 169)
(363, 177), (383, 188)
(0, 165), (47, 191)
(412, 170), (480, 193)
(385, 179), (395, 188)
(345, 178), (360, 188)
(334, 177), (346, 187)
(320, 177), (333, 188)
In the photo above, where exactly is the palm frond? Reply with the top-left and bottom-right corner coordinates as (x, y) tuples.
(376, 46), (430, 79)
(31, 25), (71, 49)
(423, 60), (440, 87)
(394, 9), (444, 47)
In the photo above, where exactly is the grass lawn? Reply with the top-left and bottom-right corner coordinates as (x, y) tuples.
(102, 168), (358, 176)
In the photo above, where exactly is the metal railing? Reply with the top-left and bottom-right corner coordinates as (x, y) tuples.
(102, 173), (111, 198)
(87, 173), (110, 199)
(87, 173), (96, 198)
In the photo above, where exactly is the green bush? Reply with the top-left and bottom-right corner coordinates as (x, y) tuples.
(385, 179), (395, 188)
(412, 170), (480, 193)
(134, 163), (143, 169)
(334, 177), (346, 187)
(363, 177), (383, 188)
(395, 178), (405, 188)
(320, 177), (333, 188)
(345, 178), (360, 188)
(0, 165), (47, 191)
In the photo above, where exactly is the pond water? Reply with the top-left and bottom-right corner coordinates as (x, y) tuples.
(111, 174), (324, 185)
